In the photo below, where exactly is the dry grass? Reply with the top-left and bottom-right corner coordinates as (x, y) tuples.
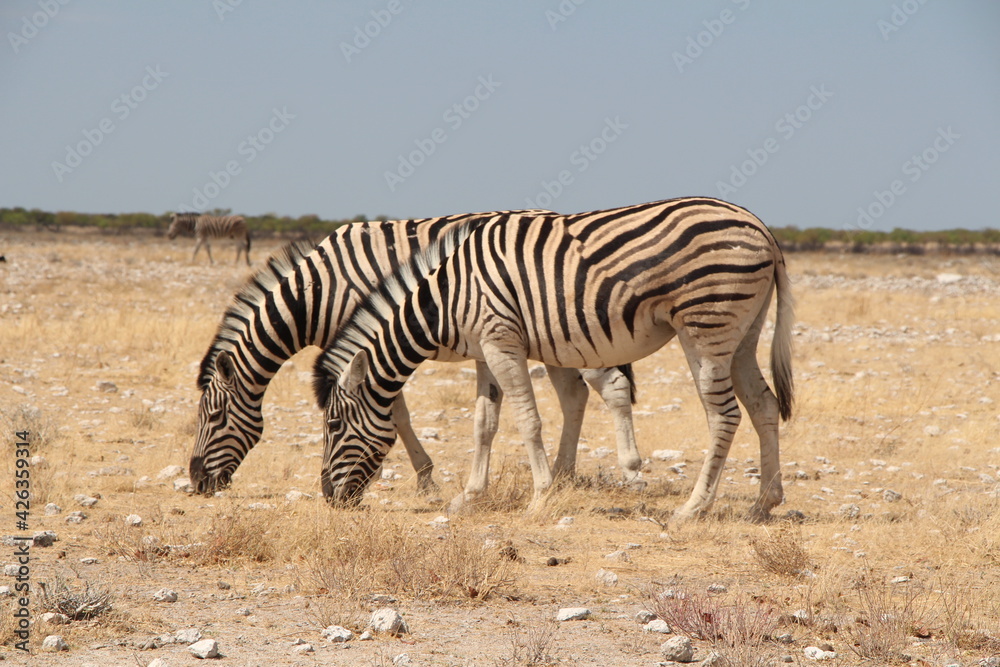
(2, 234), (1000, 662)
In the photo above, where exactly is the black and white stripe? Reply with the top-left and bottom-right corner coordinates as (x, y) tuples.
(168, 213), (251, 265)
(187, 211), (642, 501)
(314, 197), (794, 520)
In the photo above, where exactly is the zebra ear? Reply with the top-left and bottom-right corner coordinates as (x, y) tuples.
(215, 350), (237, 387)
(338, 351), (368, 393)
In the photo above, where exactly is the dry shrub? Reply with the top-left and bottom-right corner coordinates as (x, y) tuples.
(1, 403), (60, 451)
(305, 512), (520, 604)
(495, 616), (560, 666)
(846, 573), (927, 662)
(96, 523), (171, 563)
(648, 589), (780, 665)
(191, 507), (278, 565)
(936, 580), (1000, 654)
(38, 573), (114, 621)
(750, 525), (810, 577)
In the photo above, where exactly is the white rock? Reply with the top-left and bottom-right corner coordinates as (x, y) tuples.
(839, 504), (860, 519)
(285, 490), (312, 502)
(148, 659), (169, 667)
(76, 494), (99, 507)
(652, 449), (684, 462)
(30, 454), (48, 467)
(555, 516), (575, 528)
(321, 625), (354, 642)
(124, 514), (143, 526)
(66, 511), (87, 523)
(556, 607), (591, 621)
(33, 530), (58, 547)
(595, 569), (618, 586)
(96, 380), (118, 393)
(882, 489), (902, 502)
(428, 515), (450, 528)
(393, 654), (413, 666)
(290, 643), (314, 654)
(80, 557), (99, 564)
(590, 446), (614, 459)
(418, 427), (440, 440)
(359, 630), (374, 641)
(891, 575), (911, 584)
(0, 585), (12, 596)
(635, 610), (657, 624)
(188, 638), (219, 659)
(174, 478), (194, 493)
(803, 646), (837, 660)
(643, 619), (672, 633)
(247, 502), (275, 511)
(42, 634), (69, 651)
(153, 588), (178, 602)
(936, 273), (963, 284)
(605, 550), (631, 562)
(44, 503), (62, 516)
(660, 635), (694, 662)
(157, 465), (185, 480)
(175, 628), (202, 644)
(41, 612), (70, 624)
(707, 583), (728, 594)
(370, 608), (409, 635)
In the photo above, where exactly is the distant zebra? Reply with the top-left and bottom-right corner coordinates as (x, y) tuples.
(188, 211), (642, 506)
(314, 197), (794, 521)
(168, 213), (251, 265)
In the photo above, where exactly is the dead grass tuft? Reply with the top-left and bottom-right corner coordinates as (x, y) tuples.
(495, 616), (560, 666)
(1, 403), (60, 451)
(749, 525), (811, 577)
(191, 507), (278, 565)
(845, 572), (927, 662)
(38, 573), (114, 621)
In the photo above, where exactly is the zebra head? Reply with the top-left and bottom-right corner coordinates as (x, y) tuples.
(167, 212), (196, 239)
(188, 349), (263, 494)
(318, 350), (396, 505)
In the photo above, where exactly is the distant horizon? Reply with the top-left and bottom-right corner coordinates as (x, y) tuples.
(2, 2), (997, 232)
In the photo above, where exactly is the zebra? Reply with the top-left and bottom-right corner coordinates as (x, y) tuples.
(313, 197), (794, 521)
(187, 211), (642, 505)
(167, 213), (251, 265)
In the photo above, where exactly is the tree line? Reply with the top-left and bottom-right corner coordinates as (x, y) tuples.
(1, 206), (998, 253)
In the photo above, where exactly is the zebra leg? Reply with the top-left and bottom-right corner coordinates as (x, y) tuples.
(449, 361), (503, 513)
(545, 366), (588, 480)
(732, 295), (783, 521)
(391, 394), (437, 493)
(674, 348), (740, 521)
(581, 367), (643, 485)
(204, 240), (215, 264)
(480, 342), (553, 512)
(191, 238), (204, 263)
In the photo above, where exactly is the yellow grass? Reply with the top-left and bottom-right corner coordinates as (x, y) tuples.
(1, 231), (999, 664)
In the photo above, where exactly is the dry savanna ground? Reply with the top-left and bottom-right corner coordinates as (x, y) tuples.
(1, 230), (999, 667)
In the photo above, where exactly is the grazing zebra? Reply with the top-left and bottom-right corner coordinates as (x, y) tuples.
(168, 213), (251, 265)
(314, 197), (794, 521)
(187, 211), (642, 502)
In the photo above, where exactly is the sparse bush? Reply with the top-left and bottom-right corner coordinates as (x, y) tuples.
(495, 616), (560, 666)
(38, 573), (114, 620)
(192, 507), (278, 565)
(1, 403), (60, 451)
(846, 573), (927, 662)
(750, 525), (810, 577)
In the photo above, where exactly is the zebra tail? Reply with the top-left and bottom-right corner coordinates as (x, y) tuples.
(616, 364), (637, 405)
(769, 244), (795, 421)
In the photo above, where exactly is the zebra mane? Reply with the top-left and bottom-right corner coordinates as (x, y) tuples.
(197, 240), (315, 390)
(311, 219), (487, 407)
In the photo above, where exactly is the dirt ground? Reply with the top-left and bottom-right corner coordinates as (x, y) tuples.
(1, 231), (999, 666)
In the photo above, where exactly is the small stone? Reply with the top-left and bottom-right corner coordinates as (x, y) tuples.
(370, 608), (409, 635)
(555, 516), (575, 528)
(41, 612), (70, 624)
(891, 575), (911, 584)
(33, 530), (58, 547)
(595, 569), (618, 586)
(76, 495), (100, 507)
(0, 585), (12, 596)
(644, 619), (672, 634)
(418, 427), (440, 440)
(529, 365), (547, 379)
(428, 515), (450, 528)
(393, 654), (413, 666)
(636, 610), (657, 624)
(652, 449), (684, 462)
(707, 583), (728, 594)
(44, 503), (62, 516)
(42, 634), (69, 652)
(321, 625), (354, 642)
(66, 511), (87, 523)
(556, 607), (591, 621)
(175, 628), (202, 644)
(838, 503), (860, 519)
(285, 490), (311, 502)
(290, 643), (314, 654)
(217, 581), (231, 590)
(3, 564), (19, 576)
(235, 608), (252, 616)
(80, 557), (99, 564)
(936, 273), (963, 284)
(188, 638), (219, 659)
(924, 425), (943, 437)
(803, 646), (837, 660)
(153, 588), (178, 602)
(30, 454), (48, 467)
(148, 659), (169, 667)
(776, 633), (794, 644)
(660, 635), (694, 662)
(174, 478), (194, 493)
(359, 630), (374, 641)
(701, 652), (728, 666)
(125, 514), (143, 526)
(882, 489), (902, 502)
(605, 550), (631, 562)
(157, 465), (185, 480)
(96, 381), (118, 393)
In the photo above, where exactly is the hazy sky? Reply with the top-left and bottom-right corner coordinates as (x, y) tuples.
(1, 1), (997, 232)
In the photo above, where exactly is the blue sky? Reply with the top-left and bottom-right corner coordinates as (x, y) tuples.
(1, 1), (997, 232)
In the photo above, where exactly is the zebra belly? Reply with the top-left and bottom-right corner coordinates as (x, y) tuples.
(523, 319), (676, 369)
